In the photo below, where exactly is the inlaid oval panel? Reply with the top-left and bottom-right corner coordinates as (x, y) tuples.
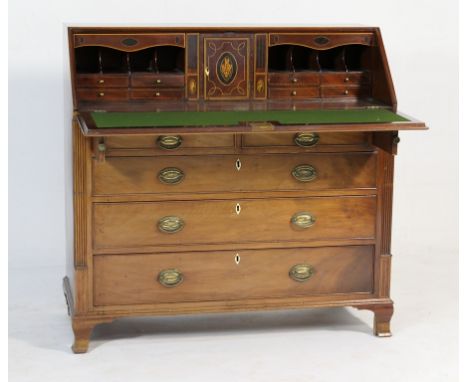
(216, 52), (237, 85)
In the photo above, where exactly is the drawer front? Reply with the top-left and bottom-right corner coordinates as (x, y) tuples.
(268, 72), (320, 87)
(321, 86), (370, 98)
(130, 73), (185, 88)
(93, 246), (374, 306)
(76, 88), (128, 101)
(93, 196), (376, 249)
(105, 134), (235, 150)
(76, 74), (129, 88)
(321, 71), (370, 85)
(130, 88), (185, 100)
(93, 153), (376, 195)
(242, 132), (369, 147)
(269, 87), (319, 99)
(269, 33), (374, 50)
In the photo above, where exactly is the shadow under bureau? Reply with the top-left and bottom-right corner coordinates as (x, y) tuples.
(63, 26), (426, 353)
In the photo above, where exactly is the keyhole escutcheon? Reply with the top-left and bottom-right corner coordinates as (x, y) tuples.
(235, 203), (241, 215)
(235, 253), (241, 265)
(235, 158), (242, 171)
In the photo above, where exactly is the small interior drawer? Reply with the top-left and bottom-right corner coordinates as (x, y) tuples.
(129, 88), (184, 100)
(321, 86), (371, 98)
(268, 71), (320, 87)
(268, 86), (320, 99)
(130, 73), (185, 88)
(321, 71), (370, 85)
(76, 88), (128, 101)
(76, 73), (129, 88)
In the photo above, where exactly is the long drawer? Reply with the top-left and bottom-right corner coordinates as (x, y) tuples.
(93, 196), (376, 250)
(93, 245), (374, 306)
(93, 153), (376, 195)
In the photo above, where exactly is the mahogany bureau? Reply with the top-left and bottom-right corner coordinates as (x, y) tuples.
(63, 26), (426, 353)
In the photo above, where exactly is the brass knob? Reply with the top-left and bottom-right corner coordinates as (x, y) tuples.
(292, 164), (317, 182)
(292, 78), (298, 83)
(291, 212), (316, 229)
(289, 264), (315, 282)
(156, 79), (162, 84)
(98, 92), (105, 97)
(344, 77), (350, 82)
(155, 92), (161, 97)
(158, 167), (185, 185)
(97, 142), (106, 152)
(294, 132), (320, 147)
(344, 90), (349, 95)
(98, 79), (105, 84)
(157, 135), (182, 150)
(158, 269), (183, 287)
(158, 216), (185, 233)
(291, 90), (297, 96)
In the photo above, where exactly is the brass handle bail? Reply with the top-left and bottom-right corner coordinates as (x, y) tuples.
(157, 135), (183, 150)
(158, 269), (183, 287)
(291, 212), (316, 229)
(294, 132), (320, 147)
(292, 164), (317, 182)
(289, 264), (315, 282)
(158, 167), (185, 185)
(158, 216), (185, 234)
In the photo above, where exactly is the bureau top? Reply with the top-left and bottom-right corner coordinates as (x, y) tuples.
(68, 27), (426, 135)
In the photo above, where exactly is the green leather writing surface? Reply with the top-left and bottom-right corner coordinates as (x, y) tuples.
(91, 109), (408, 128)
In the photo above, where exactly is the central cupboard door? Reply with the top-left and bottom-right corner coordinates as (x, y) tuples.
(204, 36), (250, 99)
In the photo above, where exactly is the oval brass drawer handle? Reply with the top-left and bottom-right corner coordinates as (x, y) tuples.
(289, 264), (315, 282)
(294, 132), (320, 147)
(292, 164), (317, 182)
(158, 216), (185, 233)
(158, 167), (185, 185)
(158, 269), (184, 287)
(157, 135), (183, 150)
(291, 212), (316, 229)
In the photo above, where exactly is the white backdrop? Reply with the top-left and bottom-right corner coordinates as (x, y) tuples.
(8, 0), (458, 379)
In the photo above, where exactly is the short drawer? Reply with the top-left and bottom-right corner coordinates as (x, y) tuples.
(92, 153), (377, 195)
(321, 86), (370, 98)
(242, 132), (370, 148)
(93, 196), (376, 249)
(130, 73), (185, 88)
(129, 88), (184, 100)
(93, 246), (374, 306)
(76, 88), (128, 101)
(105, 133), (235, 150)
(268, 71), (320, 87)
(269, 87), (320, 99)
(76, 73), (129, 88)
(321, 71), (370, 85)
